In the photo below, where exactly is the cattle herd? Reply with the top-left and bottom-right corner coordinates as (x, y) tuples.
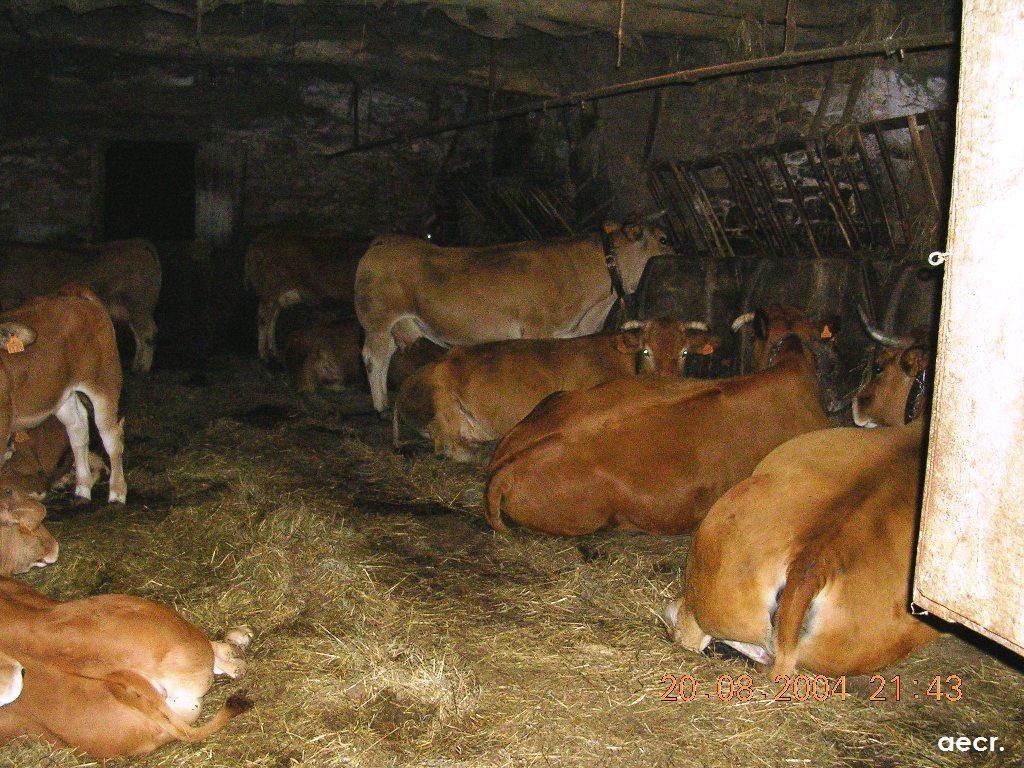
(0, 220), (938, 757)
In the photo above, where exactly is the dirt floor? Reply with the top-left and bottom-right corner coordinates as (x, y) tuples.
(1, 358), (1021, 767)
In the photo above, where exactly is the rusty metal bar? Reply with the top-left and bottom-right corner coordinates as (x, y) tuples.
(772, 147), (823, 258)
(644, 90), (665, 166)
(720, 154), (780, 258)
(907, 114), (942, 212)
(925, 108), (948, 161)
(688, 167), (737, 259)
(669, 163), (728, 258)
(871, 120), (911, 241)
(651, 168), (700, 255)
(810, 138), (860, 251)
(852, 124), (899, 248)
(831, 133), (877, 248)
(747, 153), (801, 256)
(328, 33), (954, 158)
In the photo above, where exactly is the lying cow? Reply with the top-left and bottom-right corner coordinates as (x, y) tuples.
(0, 239), (161, 372)
(355, 218), (674, 413)
(0, 417), (105, 498)
(484, 305), (836, 536)
(244, 229), (367, 363)
(664, 344), (937, 676)
(280, 311), (444, 396)
(394, 319), (719, 462)
(0, 286), (126, 503)
(0, 577), (252, 757)
(0, 484), (59, 576)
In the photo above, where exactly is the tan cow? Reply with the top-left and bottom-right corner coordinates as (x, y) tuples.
(0, 239), (161, 372)
(0, 286), (126, 503)
(0, 417), (105, 498)
(664, 340), (937, 676)
(853, 308), (931, 428)
(244, 229), (367, 362)
(355, 220), (674, 412)
(0, 577), (252, 757)
(0, 485), (59, 576)
(393, 319), (719, 462)
(483, 305), (835, 536)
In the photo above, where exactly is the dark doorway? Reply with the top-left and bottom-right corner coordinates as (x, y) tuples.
(103, 141), (196, 240)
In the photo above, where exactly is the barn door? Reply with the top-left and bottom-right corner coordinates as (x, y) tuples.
(195, 142), (244, 248)
(913, 0), (1024, 657)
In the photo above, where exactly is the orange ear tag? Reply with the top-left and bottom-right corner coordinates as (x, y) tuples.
(5, 336), (24, 354)
(700, 343), (715, 355)
(820, 325), (833, 341)
(13, 432), (29, 444)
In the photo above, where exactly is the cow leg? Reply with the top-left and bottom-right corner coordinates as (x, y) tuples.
(363, 331), (397, 414)
(90, 394), (127, 504)
(663, 597), (712, 652)
(129, 317), (157, 373)
(55, 394), (94, 501)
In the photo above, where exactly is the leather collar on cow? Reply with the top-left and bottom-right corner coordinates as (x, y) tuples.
(600, 223), (629, 307)
(905, 365), (930, 424)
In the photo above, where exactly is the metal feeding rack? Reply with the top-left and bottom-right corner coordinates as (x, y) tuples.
(649, 109), (950, 261)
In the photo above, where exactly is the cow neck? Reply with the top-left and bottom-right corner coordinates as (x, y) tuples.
(598, 227), (629, 307)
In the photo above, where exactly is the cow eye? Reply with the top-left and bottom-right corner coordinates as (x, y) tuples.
(872, 364), (885, 376)
(658, 235), (669, 245)
(642, 348), (652, 356)
(3, 488), (11, 497)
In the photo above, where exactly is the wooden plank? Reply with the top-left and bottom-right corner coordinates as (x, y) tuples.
(914, 0), (1024, 657)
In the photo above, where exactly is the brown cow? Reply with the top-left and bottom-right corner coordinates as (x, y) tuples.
(281, 313), (444, 396)
(0, 286), (126, 503)
(355, 219), (674, 413)
(853, 308), (931, 428)
(0, 577), (252, 757)
(393, 319), (719, 462)
(484, 306), (835, 536)
(0, 239), (162, 372)
(244, 230), (367, 363)
(0, 417), (105, 498)
(0, 485), (59, 576)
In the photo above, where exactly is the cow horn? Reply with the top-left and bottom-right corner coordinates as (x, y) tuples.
(857, 305), (913, 348)
(621, 320), (644, 331)
(644, 208), (668, 223)
(730, 312), (756, 333)
(684, 321), (709, 331)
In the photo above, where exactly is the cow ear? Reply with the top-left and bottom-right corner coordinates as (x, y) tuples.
(0, 323), (35, 352)
(615, 325), (645, 353)
(753, 310), (769, 341)
(900, 346), (929, 377)
(622, 222), (642, 242)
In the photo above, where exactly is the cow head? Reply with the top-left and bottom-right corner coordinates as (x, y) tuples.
(0, 485), (58, 576)
(853, 307), (931, 427)
(731, 304), (837, 372)
(614, 213), (675, 290)
(0, 651), (23, 707)
(615, 318), (720, 376)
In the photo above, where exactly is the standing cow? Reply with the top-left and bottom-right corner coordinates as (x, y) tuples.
(354, 219), (674, 413)
(664, 336), (936, 676)
(484, 305), (837, 536)
(0, 239), (161, 373)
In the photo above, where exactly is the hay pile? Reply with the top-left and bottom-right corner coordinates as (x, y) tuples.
(2, 359), (1020, 767)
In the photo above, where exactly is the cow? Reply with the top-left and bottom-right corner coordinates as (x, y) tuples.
(0, 286), (126, 503)
(0, 417), (105, 499)
(662, 334), (937, 676)
(0, 239), (162, 373)
(354, 218), (675, 413)
(0, 577), (253, 757)
(483, 305), (836, 536)
(0, 485), (59, 576)
(393, 319), (720, 462)
(280, 311), (444, 396)
(244, 229), (367, 363)
(853, 307), (931, 428)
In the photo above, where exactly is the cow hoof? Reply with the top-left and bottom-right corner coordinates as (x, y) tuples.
(224, 625), (254, 650)
(74, 485), (92, 502)
(108, 489), (127, 504)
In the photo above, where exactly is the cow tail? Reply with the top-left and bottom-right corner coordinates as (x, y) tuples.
(770, 542), (837, 677)
(103, 671), (252, 743)
(483, 471), (510, 532)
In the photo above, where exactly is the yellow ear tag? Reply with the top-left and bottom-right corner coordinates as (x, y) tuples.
(13, 432), (29, 444)
(700, 343), (715, 355)
(5, 337), (24, 354)
(820, 324), (833, 340)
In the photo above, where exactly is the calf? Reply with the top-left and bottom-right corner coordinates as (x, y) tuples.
(394, 319), (718, 462)
(0, 486), (58, 576)
(0, 417), (104, 498)
(484, 305), (835, 535)
(0, 577), (252, 757)
(664, 341), (937, 676)
(0, 286), (125, 503)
